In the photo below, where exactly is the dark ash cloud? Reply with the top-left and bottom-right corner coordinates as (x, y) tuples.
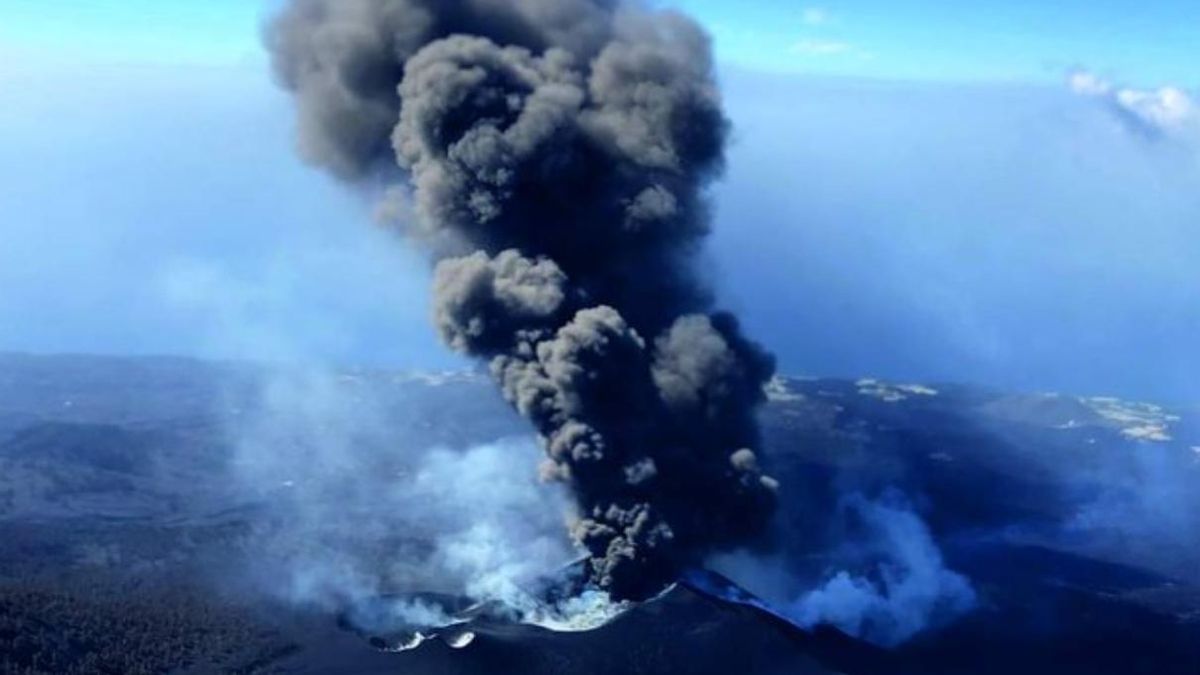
(268, 0), (776, 599)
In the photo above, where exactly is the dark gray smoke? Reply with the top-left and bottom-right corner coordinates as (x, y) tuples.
(267, 0), (778, 599)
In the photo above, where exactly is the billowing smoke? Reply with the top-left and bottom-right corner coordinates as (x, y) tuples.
(709, 491), (977, 647)
(266, 0), (778, 598)
(786, 493), (975, 646)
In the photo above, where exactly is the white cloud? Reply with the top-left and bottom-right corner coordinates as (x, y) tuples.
(1067, 71), (1113, 97)
(792, 39), (873, 60)
(1069, 70), (1199, 140)
(793, 39), (852, 55)
(802, 7), (831, 26)
(790, 8), (870, 61)
(1115, 87), (1197, 130)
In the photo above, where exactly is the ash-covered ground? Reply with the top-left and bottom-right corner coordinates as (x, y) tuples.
(0, 352), (1197, 674)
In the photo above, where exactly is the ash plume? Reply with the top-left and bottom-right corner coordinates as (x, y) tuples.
(267, 0), (778, 599)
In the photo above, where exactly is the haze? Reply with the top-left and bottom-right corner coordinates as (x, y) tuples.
(1, 0), (1197, 401)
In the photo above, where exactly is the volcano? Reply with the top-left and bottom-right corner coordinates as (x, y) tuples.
(266, 556), (1196, 675)
(0, 354), (1197, 674)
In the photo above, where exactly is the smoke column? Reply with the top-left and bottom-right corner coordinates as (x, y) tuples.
(266, 0), (778, 599)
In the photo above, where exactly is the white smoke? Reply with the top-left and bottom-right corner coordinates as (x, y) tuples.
(786, 493), (975, 646)
(1063, 440), (1200, 583)
(346, 596), (464, 635)
(711, 491), (976, 647)
(161, 248), (632, 627)
(221, 362), (582, 612)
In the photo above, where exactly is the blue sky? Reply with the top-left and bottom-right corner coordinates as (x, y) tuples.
(0, 0), (261, 68)
(1, 1), (1197, 400)
(678, 0), (1200, 84)
(3, 0), (1197, 84)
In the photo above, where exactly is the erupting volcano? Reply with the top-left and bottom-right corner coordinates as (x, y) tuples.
(267, 0), (779, 599)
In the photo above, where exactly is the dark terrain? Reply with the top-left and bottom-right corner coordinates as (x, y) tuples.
(0, 353), (1197, 674)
